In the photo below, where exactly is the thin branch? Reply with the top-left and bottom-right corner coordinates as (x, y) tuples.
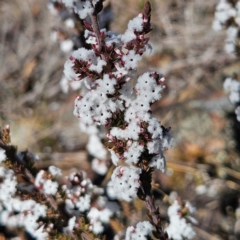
(90, 14), (106, 61)
(145, 194), (169, 240)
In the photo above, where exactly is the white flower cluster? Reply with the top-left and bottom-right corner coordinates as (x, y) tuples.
(212, 0), (240, 53)
(224, 77), (240, 104)
(35, 169), (59, 195)
(63, 172), (93, 215)
(223, 77), (240, 121)
(111, 166), (141, 202)
(125, 221), (153, 240)
(88, 207), (113, 234)
(80, 122), (108, 175)
(62, 0), (95, 19)
(165, 201), (196, 240)
(63, 173), (114, 235)
(0, 167), (48, 240)
(63, 5), (173, 203)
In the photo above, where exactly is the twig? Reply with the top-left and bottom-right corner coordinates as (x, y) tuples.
(145, 194), (169, 240)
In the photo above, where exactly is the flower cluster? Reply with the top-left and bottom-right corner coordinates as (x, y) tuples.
(0, 142), (115, 238)
(0, 167), (48, 239)
(224, 77), (240, 121)
(35, 168), (60, 195)
(63, 171), (93, 215)
(47, 1), (114, 177)
(88, 205), (113, 234)
(212, 0), (240, 54)
(125, 221), (153, 240)
(48, 0), (77, 53)
(165, 200), (196, 240)
(62, 1), (174, 238)
(63, 2), (173, 204)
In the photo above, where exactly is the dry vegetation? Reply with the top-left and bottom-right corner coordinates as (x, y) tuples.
(1, 0), (240, 239)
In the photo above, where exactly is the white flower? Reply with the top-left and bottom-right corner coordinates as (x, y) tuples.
(125, 121), (141, 140)
(0, 166), (5, 177)
(121, 29), (137, 43)
(89, 58), (107, 74)
(64, 18), (75, 28)
(147, 139), (162, 154)
(111, 166), (141, 202)
(96, 74), (117, 94)
(91, 158), (108, 175)
(91, 219), (104, 234)
(74, 1), (94, 19)
(126, 221), (153, 240)
(106, 180), (118, 199)
(147, 118), (162, 139)
(33, 203), (47, 218)
(42, 179), (58, 195)
(35, 170), (45, 188)
(109, 149), (119, 165)
(128, 15), (144, 32)
(223, 76), (240, 113)
(124, 141), (144, 164)
(68, 216), (76, 231)
(48, 166), (62, 177)
(22, 214), (39, 232)
(0, 177), (17, 201)
(76, 194), (91, 212)
(62, 0), (75, 8)
(149, 155), (165, 172)
(60, 39), (74, 53)
(122, 50), (141, 70)
(0, 148), (6, 163)
(166, 201), (196, 240)
(29, 225), (48, 240)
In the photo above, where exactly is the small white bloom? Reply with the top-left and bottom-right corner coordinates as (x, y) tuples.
(128, 16), (144, 32)
(42, 179), (58, 195)
(0, 148), (6, 162)
(74, 1), (94, 19)
(48, 166), (62, 177)
(91, 158), (108, 175)
(111, 166), (141, 202)
(62, 0), (75, 8)
(67, 216), (76, 231)
(122, 50), (141, 70)
(29, 225), (48, 240)
(126, 221), (153, 240)
(76, 194), (91, 212)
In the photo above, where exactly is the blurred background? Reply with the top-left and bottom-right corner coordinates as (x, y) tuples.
(1, 0), (240, 239)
